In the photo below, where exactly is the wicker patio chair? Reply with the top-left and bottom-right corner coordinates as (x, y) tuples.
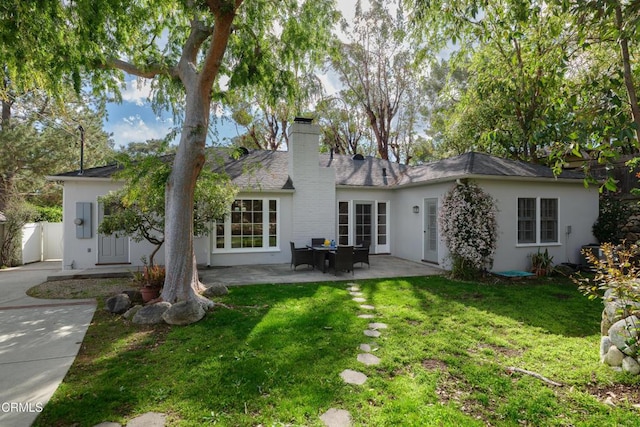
(311, 238), (325, 247)
(290, 241), (314, 270)
(327, 245), (354, 276)
(354, 241), (370, 268)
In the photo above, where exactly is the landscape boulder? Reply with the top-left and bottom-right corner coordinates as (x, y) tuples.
(123, 305), (143, 320)
(132, 302), (172, 325)
(608, 315), (640, 357)
(162, 300), (205, 325)
(121, 289), (143, 304)
(202, 283), (229, 297)
(105, 294), (131, 315)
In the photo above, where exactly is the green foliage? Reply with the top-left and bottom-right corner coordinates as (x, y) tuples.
(98, 151), (238, 266)
(575, 242), (640, 306)
(574, 242), (640, 352)
(530, 248), (554, 276)
(0, 196), (36, 267)
(592, 195), (632, 244)
(440, 181), (498, 279)
(0, 90), (114, 206)
(329, 0), (428, 161)
(32, 205), (62, 223)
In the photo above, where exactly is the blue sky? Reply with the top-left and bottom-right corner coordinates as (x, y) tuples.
(104, 1), (359, 149)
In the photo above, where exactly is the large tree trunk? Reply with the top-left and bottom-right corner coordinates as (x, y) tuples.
(161, 86), (208, 304)
(160, 7), (237, 307)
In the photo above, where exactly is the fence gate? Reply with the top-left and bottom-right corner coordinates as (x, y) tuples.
(21, 222), (63, 264)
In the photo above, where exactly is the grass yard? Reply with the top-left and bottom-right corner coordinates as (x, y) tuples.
(32, 275), (640, 426)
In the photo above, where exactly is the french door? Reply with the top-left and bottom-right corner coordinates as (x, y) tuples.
(338, 200), (389, 253)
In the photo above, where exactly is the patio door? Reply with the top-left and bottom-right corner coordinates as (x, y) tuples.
(354, 202), (373, 247)
(346, 201), (390, 254)
(98, 202), (129, 264)
(423, 198), (438, 263)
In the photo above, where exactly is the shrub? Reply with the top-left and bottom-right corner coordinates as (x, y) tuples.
(592, 195), (632, 244)
(574, 242), (640, 350)
(0, 197), (37, 267)
(33, 205), (63, 222)
(439, 181), (498, 279)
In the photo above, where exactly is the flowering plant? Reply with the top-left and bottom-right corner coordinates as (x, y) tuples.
(439, 181), (498, 278)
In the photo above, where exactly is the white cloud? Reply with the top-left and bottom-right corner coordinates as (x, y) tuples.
(110, 114), (174, 146)
(119, 78), (153, 107)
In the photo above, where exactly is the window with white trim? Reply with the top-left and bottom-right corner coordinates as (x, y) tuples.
(517, 197), (558, 244)
(214, 198), (279, 251)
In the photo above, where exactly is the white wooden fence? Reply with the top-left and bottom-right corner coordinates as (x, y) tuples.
(21, 222), (63, 264)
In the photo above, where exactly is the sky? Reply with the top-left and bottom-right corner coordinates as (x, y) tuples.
(103, 1), (361, 149)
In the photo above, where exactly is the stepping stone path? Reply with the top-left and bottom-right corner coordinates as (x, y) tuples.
(322, 283), (390, 427)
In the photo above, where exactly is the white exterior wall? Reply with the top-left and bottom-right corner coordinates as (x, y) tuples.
(288, 122), (336, 246)
(480, 178), (598, 272)
(393, 178), (598, 272)
(61, 179), (210, 270)
(393, 181), (453, 265)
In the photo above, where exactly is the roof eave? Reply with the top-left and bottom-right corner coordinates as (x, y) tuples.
(45, 175), (120, 183)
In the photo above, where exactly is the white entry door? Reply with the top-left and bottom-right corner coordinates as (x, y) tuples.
(98, 202), (129, 264)
(423, 198), (438, 263)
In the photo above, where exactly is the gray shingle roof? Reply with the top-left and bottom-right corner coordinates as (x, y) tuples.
(50, 150), (584, 189)
(399, 152), (584, 185)
(321, 153), (408, 186)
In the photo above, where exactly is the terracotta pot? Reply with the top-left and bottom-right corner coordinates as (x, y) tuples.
(140, 286), (161, 303)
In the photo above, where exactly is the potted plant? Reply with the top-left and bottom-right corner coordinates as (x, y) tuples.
(133, 259), (165, 303)
(530, 248), (554, 277)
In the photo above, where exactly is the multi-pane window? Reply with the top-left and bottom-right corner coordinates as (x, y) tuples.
(540, 198), (558, 243)
(215, 198), (278, 250)
(377, 202), (387, 245)
(517, 198), (558, 244)
(517, 198), (536, 244)
(338, 202), (349, 245)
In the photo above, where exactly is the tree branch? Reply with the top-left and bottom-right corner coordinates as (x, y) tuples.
(107, 58), (171, 79)
(199, 1), (243, 93)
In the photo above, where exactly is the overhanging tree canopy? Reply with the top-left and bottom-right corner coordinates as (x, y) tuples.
(1, 0), (338, 312)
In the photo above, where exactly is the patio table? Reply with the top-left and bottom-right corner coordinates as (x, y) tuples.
(307, 246), (334, 273)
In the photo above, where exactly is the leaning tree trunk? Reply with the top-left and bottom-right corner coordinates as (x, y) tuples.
(161, 85), (209, 304)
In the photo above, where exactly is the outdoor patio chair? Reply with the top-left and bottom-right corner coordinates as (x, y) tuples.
(354, 241), (370, 268)
(290, 241), (314, 270)
(328, 245), (354, 276)
(311, 238), (325, 247)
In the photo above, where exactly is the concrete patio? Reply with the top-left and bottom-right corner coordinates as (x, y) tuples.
(197, 255), (442, 286)
(47, 255), (443, 285)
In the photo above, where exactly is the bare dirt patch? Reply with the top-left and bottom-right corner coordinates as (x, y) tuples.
(586, 383), (640, 407)
(422, 358), (448, 371)
(27, 278), (133, 300)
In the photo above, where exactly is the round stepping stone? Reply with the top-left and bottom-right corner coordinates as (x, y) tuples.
(346, 283), (360, 290)
(340, 369), (368, 385)
(368, 322), (388, 330)
(352, 297), (367, 303)
(357, 353), (381, 366)
(360, 304), (375, 310)
(320, 408), (352, 427)
(360, 343), (371, 352)
(357, 314), (375, 319)
(364, 329), (381, 338)
(349, 291), (363, 297)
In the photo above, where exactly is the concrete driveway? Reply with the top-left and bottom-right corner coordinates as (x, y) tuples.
(0, 261), (96, 427)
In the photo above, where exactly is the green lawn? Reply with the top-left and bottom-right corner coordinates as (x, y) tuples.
(33, 275), (640, 426)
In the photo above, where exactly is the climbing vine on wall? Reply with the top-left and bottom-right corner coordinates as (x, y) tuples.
(439, 181), (498, 279)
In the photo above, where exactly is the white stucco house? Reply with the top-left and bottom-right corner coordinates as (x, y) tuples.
(48, 119), (599, 273)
